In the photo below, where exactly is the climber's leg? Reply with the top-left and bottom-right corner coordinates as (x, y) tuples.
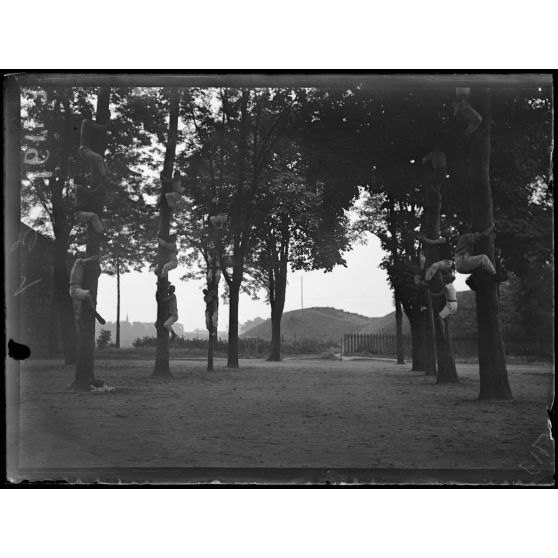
(455, 254), (495, 275)
(439, 301), (458, 320)
(425, 259), (454, 282)
(78, 145), (106, 176)
(164, 314), (178, 340)
(75, 211), (105, 234)
(165, 192), (179, 208)
(160, 258), (178, 278)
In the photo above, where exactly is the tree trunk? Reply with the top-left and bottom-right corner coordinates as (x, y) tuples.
(394, 296), (405, 364)
(268, 281), (286, 362)
(53, 238), (77, 364)
(207, 336), (214, 372)
(151, 88), (180, 379)
(403, 303), (424, 371)
(72, 87), (110, 390)
(115, 259), (120, 348)
(269, 313), (282, 361)
(469, 88), (512, 400)
(422, 159), (458, 382)
(421, 168), (439, 377)
(422, 295), (437, 376)
(48, 97), (76, 364)
(226, 92), (249, 369)
(435, 317), (459, 383)
(227, 281), (240, 368)
(411, 316), (425, 371)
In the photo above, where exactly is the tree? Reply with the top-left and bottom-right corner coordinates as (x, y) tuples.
(21, 85), (157, 366)
(386, 196), (405, 365)
(20, 87), (82, 364)
(249, 162), (326, 361)
(354, 191), (424, 369)
(102, 227), (151, 348)
(468, 89), (512, 400)
(182, 88), (294, 368)
(96, 329), (112, 350)
(300, 85), (448, 372)
(151, 87), (181, 379)
(415, 138), (460, 383)
(72, 87), (111, 390)
(101, 172), (155, 348)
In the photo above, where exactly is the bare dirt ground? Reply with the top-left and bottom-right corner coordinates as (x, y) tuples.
(16, 357), (554, 474)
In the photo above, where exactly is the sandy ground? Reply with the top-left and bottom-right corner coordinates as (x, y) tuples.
(15, 357), (554, 477)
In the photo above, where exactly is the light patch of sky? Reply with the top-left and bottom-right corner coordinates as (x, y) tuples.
(96, 232), (396, 331)
(96, 225), (471, 331)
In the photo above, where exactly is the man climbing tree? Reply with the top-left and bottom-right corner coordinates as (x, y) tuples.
(152, 87), (180, 379)
(156, 283), (178, 341)
(421, 226), (455, 281)
(79, 108), (111, 186)
(468, 88), (513, 400)
(71, 87), (111, 391)
(454, 222), (496, 291)
(204, 246), (221, 371)
(69, 252), (106, 328)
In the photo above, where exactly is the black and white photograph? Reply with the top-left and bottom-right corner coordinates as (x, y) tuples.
(4, 72), (554, 486)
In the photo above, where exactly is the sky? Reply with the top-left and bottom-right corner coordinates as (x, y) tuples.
(96, 231), (470, 332)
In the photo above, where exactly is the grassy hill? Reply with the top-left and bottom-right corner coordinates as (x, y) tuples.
(241, 307), (380, 343)
(359, 283), (520, 337)
(242, 284), (521, 342)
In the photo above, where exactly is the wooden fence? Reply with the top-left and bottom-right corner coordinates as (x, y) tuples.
(342, 332), (553, 360)
(342, 333), (412, 357)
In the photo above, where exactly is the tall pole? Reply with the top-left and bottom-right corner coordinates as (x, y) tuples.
(115, 259), (120, 348)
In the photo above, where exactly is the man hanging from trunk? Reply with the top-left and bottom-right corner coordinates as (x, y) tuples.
(454, 87), (483, 137)
(421, 226), (455, 281)
(69, 253), (106, 328)
(155, 234), (178, 278)
(155, 283), (178, 341)
(204, 251), (221, 338)
(78, 108), (112, 186)
(431, 271), (458, 329)
(455, 222), (496, 290)
(74, 180), (105, 234)
(162, 170), (185, 208)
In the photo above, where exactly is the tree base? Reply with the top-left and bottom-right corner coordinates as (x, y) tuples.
(150, 368), (173, 379)
(266, 356), (282, 362)
(478, 390), (513, 401)
(437, 376), (459, 384)
(67, 377), (105, 391)
(67, 381), (93, 392)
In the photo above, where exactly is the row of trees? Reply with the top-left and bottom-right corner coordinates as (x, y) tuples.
(20, 80), (552, 399)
